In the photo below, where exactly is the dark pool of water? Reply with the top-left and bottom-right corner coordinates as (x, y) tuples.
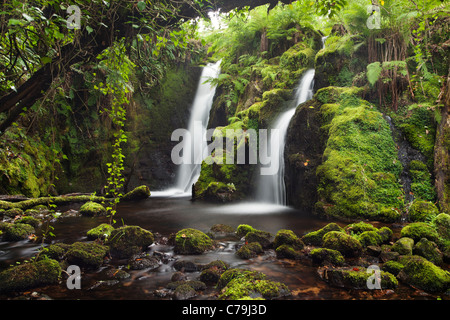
(0, 195), (445, 300)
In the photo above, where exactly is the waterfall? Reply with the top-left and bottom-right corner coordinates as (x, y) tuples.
(255, 69), (316, 205)
(174, 60), (221, 194)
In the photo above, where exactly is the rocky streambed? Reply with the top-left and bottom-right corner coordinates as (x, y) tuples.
(0, 192), (449, 300)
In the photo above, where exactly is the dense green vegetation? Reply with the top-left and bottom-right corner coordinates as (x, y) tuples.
(0, 0), (449, 301)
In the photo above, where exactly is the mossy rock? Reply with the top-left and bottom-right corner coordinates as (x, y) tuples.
(66, 242), (109, 269)
(4, 208), (24, 218)
(79, 201), (106, 217)
(200, 261), (229, 284)
(434, 213), (450, 240)
(310, 248), (345, 266)
(400, 222), (439, 243)
(15, 216), (40, 228)
(398, 255), (450, 292)
(107, 225), (154, 258)
(323, 267), (398, 290)
(301, 223), (343, 246)
(409, 200), (439, 222)
(236, 224), (256, 238)
(121, 185), (151, 201)
(357, 231), (383, 247)
(322, 231), (363, 257)
(377, 226), (393, 243)
(3, 223), (35, 241)
(392, 237), (415, 255)
(43, 243), (71, 261)
(236, 242), (263, 259)
(345, 221), (377, 234)
(219, 274), (290, 300)
(382, 260), (404, 276)
(245, 230), (272, 249)
(273, 229), (304, 249)
(87, 223), (115, 240)
(217, 269), (266, 290)
(174, 228), (213, 255)
(413, 238), (443, 266)
(0, 259), (61, 293)
(275, 244), (303, 260)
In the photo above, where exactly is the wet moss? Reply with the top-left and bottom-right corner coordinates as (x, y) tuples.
(219, 276), (290, 300)
(236, 242), (263, 259)
(400, 222), (439, 243)
(409, 200), (439, 222)
(121, 185), (150, 201)
(398, 255), (450, 292)
(107, 225), (154, 258)
(273, 229), (304, 249)
(301, 222), (343, 246)
(392, 237), (415, 255)
(310, 248), (345, 266)
(87, 223), (115, 240)
(79, 201), (107, 217)
(236, 224), (256, 238)
(357, 231), (383, 247)
(275, 244), (302, 260)
(3, 223), (35, 241)
(0, 259), (61, 293)
(315, 89), (404, 222)
(65, 242), (109, 269)
(324, 267), (398, 290)
(322, 231), (363, 258)
(174, 228), (213, 255)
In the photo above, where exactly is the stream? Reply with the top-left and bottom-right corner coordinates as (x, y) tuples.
(0, 194), (443, 300)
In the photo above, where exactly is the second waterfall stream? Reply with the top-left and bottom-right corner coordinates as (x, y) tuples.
(255, 69), (316, 205)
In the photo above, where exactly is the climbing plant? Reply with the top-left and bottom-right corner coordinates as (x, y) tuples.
(94, 40), (135, 224)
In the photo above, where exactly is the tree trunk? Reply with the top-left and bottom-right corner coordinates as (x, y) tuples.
(434, 65), (450, 213)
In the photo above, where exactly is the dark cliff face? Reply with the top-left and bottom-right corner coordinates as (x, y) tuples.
(124, 65), (203, 192)
(284, 99), (325, 210)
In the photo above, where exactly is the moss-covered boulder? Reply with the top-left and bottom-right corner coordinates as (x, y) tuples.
(217, 269), (266, 290)
(236, 224), (256, 238)
(66, 242), (109, 269)
(434, 213), (450, 240)
(4, 208), (24, 218)
(219, 271), (290, 300)
(245, 230), (272, 249)
(382, 260), (404, 276)
(392, 237), (415, 255)
(301, 223), (343, 246)
(121, 185), (151, 201)
(397, 255), (450, 292)
(273, 229), (304, 249)
(79, 201), (106, 217)
(87, 223), (115, 240)
(400, 222), (439, 243)
(275, 244), (303, 260)
(357, 231), (383, 247)
(345, 221), (377, 234)
(43, 243), (71, 261)
(15, 216), (40, 228)
(200, 260), (229, 284)
(322, 231), (363, 257)
(409, 200), (439, 222)
(413, 238), (443, 266)
(174, 228), (213, 255)
(321, 267), (398, 290)
(310, 248), (345, 266)
(3, 223), (35, 241)
(236, 242), (263, 259)
(107, 225), (154, 258)
(0, 259), (61, 293)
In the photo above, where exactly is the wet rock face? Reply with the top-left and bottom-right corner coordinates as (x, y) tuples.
(284, 100), (325, 210)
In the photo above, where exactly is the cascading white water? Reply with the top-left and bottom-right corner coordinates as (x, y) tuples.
(174, 60), (221, 193)
(255, 69), (316, 205)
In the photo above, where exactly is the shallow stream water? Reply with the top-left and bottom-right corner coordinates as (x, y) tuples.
(0, 195), (445, 300)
